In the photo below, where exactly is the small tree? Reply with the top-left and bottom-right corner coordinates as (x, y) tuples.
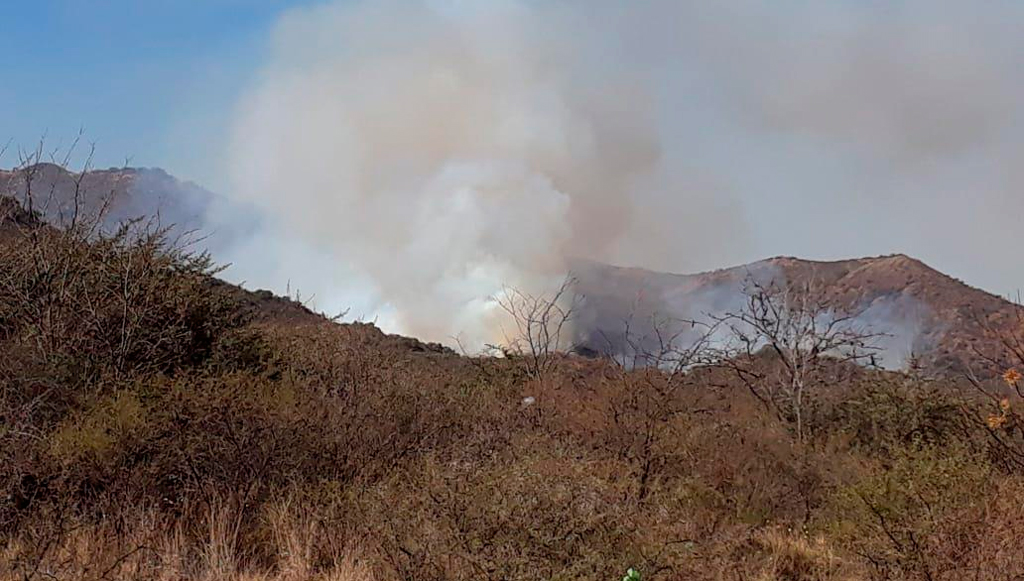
(583, 302), (723, 500)
(620, 317), (720, 500)
(713, 276), (883, 442)
(491, 275), (581, 380)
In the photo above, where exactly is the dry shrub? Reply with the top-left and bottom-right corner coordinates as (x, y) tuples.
(751, 529), (848, 581)
(821, 443), (996, 580)
(808, 375), (973, 457)
(7, 193), (1024, 580)
(0, 221), (239, 383)
(0, 207), (245, 534)
(1, 500), (376, 581)
(354, 443), (642, 581)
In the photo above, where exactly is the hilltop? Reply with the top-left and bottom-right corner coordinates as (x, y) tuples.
(0, 163), (220, 248)
(574, 254), (1023, 377)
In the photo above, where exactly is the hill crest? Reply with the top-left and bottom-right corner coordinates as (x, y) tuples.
(572, 253), (1023, 376)
(3, 164), (1019, 375)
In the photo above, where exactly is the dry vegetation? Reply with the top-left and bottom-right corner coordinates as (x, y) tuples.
(4, 190), (1024, 580)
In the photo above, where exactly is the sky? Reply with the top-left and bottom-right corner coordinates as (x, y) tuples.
(0, 0), (313, 189)
(2, 1), (1024, 343)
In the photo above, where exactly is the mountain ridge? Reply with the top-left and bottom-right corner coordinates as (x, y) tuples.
(572, 252), (1023, 376)
(3, 163), (1019, 376)
(0, 163), (214, 236)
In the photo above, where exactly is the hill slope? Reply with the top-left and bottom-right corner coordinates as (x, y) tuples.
(0, 189), (455, 355)
(4, 164), (1018, 376)
(573, 255), (1023, 376)
(0, 163), (213, 236)
(5, 182), (1024, 579)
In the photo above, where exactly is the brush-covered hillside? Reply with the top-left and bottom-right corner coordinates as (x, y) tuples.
(573, 255), (1024, 377)
(0, 163), (214, 237)
(4, 190), (1024, 581)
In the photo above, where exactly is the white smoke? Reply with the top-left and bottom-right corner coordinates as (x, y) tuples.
(219, 0), (749, 346)
(853, 294), (934, 371)
(212, 0), (1024, 348)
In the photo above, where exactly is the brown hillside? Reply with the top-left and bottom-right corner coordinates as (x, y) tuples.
(573, 254), (1024, 377)
(0, 191), (454, 358)
(5, 164), (1018, 376)
(7, 191), (1024, 580)
(0, 163), (213, 236)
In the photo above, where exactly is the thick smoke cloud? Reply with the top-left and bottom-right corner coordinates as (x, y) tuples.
(666, 0), (1024, 290)
(216, 0), (1024, 347)
(220, 0), (749, 346)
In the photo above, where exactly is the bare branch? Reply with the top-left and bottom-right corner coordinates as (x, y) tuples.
(710, 273), (886, 441)
(493, 274), (582, 381)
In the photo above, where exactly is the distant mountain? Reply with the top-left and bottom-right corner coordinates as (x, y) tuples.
(572, 255), (1024, 377)
(0, 163), (213, 237)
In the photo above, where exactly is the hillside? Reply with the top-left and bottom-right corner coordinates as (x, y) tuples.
(5, 163), (1018, 379)
(0, 163), (213, 237)
(4, 191), (1024, 580)
(573, 255), (1024, 377)
(0, 187), (453, 355)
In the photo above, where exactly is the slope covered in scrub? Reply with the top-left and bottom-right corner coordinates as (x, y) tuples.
(3, 195), (1024, 581)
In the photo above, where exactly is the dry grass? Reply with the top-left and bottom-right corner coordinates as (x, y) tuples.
(4, 195), (1024, 580)
(751, 529), (848, 581)
(1, 502), (377, 581)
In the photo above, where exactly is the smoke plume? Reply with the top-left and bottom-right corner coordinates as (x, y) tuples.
(215, 0), (1024, 347)
(219, 0), (749, 347)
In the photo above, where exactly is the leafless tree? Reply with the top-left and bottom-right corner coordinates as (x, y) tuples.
(600, 312), (721, 500)
(491, 275), (582, 380)
(8, 132), (117, 238)
(712, 276), (884, 442)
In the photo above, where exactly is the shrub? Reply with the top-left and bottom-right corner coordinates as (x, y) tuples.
(5, 194), (1024, 580)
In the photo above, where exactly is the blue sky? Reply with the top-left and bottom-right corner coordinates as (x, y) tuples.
(0, 0), (316, 186)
